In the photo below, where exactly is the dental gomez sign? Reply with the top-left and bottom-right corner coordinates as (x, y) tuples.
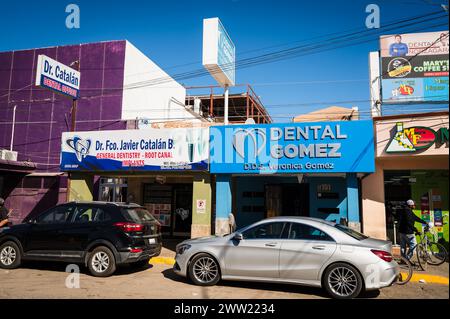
(35, 55), (80, 99)
(210, 120), (375, 174)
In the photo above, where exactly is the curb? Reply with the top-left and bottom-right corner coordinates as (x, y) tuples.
(401, 272), (449, 285)
(150, 256), (176, 266)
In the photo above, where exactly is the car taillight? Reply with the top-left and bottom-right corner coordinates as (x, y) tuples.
(371, 249), (393, 262)
(114, 222), (144, 233)
(130, 248), (143, 253)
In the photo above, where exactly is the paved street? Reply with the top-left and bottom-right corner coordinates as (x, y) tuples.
(1, 245), (448, 299)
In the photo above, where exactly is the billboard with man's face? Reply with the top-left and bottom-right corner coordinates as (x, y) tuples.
(380, 31), (449, 58)
(379, 31), (449, 104)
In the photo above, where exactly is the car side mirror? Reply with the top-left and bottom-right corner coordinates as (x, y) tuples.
(233, 233), (243, 241)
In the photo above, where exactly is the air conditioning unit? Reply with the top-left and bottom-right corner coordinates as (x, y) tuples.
(0, 149), (18, 161)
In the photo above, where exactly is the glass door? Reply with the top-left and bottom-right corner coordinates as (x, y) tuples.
(282, 184), (309, 217)
(172, 184), (193, 238)
(99, 178), (128, 203)
(143, 184), (173, 236)
(265, 185), (282, 218)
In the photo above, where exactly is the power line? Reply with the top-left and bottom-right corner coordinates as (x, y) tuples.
(27, 17), (447, 99)
(0, 23), (446, 127)
(0, 12), (447, 126)
(0, 78), (368, 110)
(0, 93), (447, 121)
(265, 95), (449, 108)
(1, 10), (446, 99)
(3, 106), (447, 151)
(1, 120), (123, 148)
(1, 105), (446, 125)
(115, 12), (448, 90)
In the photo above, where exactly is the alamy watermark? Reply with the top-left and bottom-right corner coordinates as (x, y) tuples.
(65, 4), (80, 29)
(365, 4), (380, 29)
(65, 264), (80, 289)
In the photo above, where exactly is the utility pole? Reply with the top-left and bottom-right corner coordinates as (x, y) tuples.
(69, 60), (80, 131)
(369, 51), (382, 117)
(10, 105), (17, 151)
(224, 84), (229, 125)
(71, 99), (77, 131)
(67, 60), (80, 202)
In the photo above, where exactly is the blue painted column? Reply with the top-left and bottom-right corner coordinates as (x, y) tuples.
(346, 173), (361, 232)
(215, 174), (232, 235)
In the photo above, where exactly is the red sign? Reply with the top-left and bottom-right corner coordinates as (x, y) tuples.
(386, 123), (442, 153)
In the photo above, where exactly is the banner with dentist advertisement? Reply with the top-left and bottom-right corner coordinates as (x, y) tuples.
(379, 31), (449, 104)
(60, 128), (209, 171)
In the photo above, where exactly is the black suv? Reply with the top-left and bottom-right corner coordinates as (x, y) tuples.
(0, 201), (162, 277)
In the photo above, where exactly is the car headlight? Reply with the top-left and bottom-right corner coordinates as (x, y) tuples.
(176, 244), (191, 255)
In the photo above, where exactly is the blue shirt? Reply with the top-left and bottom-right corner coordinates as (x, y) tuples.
(389, 43), (409, 56)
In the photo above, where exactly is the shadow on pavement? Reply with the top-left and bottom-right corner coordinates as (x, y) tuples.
(216, 279), (330, 298)
(359, 289), (381, 298)
(161, 238), (185, 256)
(20, 260), (153, 277)
(161, 268), (328, 298)
(162, 268), (190, 284)
(161, 268), (380, 299)
(115, 263), (154, 276)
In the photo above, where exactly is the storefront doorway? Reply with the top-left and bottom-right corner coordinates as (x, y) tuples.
(384, 170), (412, 243)
(143, 183), (193, 238)
(99, 178), (128, 202)
(266, 184), (309, 218)
(233, 176), (312, 228)
(384, 170), (449, 246)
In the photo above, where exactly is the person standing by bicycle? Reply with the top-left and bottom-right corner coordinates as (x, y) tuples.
(397, 199), (428, 261)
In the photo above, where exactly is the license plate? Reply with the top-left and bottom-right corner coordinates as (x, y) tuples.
(147, 238), (156, 245)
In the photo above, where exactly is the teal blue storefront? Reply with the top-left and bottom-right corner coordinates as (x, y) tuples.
(209, 120), (375, 234)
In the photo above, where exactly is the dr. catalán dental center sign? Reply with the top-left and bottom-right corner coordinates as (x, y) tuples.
(60, 128), (209, 172)
(209, 120), (375, 174)
(35, 55), (80, 99)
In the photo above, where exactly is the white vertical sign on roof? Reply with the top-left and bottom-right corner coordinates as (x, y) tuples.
(202, 17), (235, 87)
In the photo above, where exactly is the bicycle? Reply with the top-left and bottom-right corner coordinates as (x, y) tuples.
(416, 224), (448, 271)
(392, 252), (413, 285)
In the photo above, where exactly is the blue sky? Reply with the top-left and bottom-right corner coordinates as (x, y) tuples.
(1, 0), (448, 122)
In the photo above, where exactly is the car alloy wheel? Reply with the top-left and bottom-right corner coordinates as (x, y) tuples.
(327, 266), (359, 298)
(0, 245), (16, 266)
(88, 246), (116, 277)
(91, 251), (110, 273)
(192, 256), (219, 284)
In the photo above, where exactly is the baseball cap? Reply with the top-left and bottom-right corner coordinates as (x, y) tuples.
(406, 199), (415, 206)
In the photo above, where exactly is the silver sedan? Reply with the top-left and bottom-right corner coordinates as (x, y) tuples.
(174, 217), (399, 299)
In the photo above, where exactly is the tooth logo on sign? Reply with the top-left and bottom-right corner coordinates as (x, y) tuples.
(66, 137), (91, 162)
(232, 128), (266, 159)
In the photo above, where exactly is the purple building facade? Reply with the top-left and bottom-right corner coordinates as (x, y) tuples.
(0, 40), (128, 223)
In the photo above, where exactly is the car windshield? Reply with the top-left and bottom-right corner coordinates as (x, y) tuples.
(121, 208), (157, 223)
(335, 224), (368, 241)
